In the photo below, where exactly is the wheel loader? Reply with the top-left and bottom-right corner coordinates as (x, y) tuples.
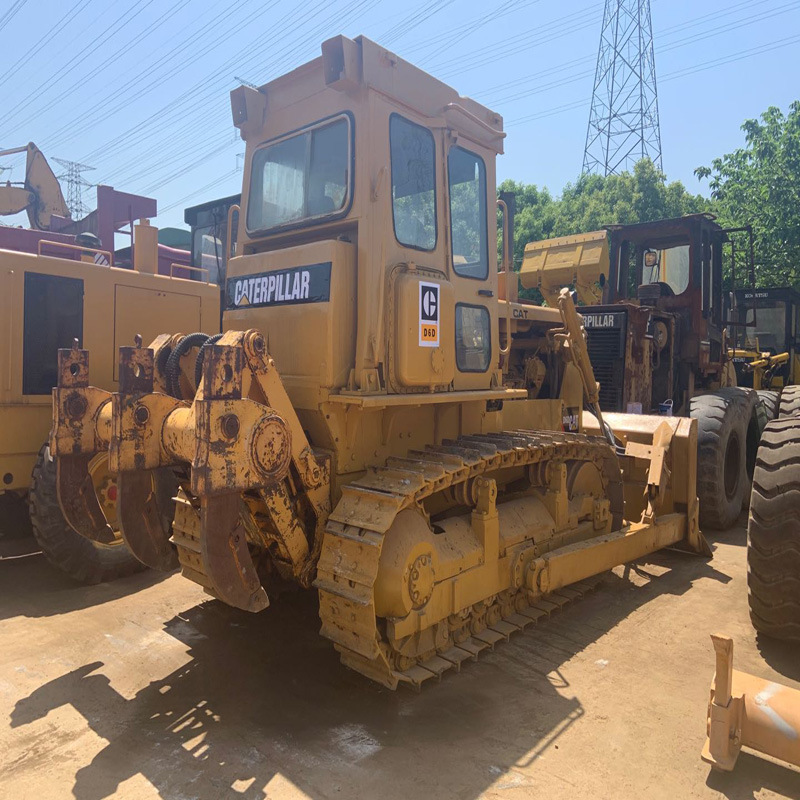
(0, 143), (219, 582)
(49, 34), (710, 689)
(521, 218), (765, 531)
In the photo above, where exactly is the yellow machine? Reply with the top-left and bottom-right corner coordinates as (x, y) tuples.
(50, 35), (709, 687)
(0, 207), (219, 581)
(519, 230), (609, 307)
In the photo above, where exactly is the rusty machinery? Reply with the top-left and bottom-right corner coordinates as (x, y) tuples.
(522, 217), (770, 532)
(0, 183), (219, 581)
(49, 35), (711, 689)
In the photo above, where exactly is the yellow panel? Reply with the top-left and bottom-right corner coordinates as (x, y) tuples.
(224, 239), (357, 401)
(0, 405), (50, 489)
(113, 286), (202, 380)
(395, 272), (455, 388)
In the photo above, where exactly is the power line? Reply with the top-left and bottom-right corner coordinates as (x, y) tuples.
(508, 31), (800, 127)
(0, 0), (28, 33)
(0, 0), (94, 91)
(0, 0), (160, 129)
(482, 0), (800, 108)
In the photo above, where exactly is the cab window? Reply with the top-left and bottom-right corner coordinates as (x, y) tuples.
(456, 304), (491, 372)
(247, 115), (350, 233)
(448, 146), (488, 279)
(390, 115), (436, 251)
(642, 244), (690, 295)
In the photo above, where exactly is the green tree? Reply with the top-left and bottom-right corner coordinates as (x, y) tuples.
(499, 158), (707, 271)
(695, 101), (800, 288)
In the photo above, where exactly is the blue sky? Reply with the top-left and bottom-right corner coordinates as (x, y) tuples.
(1, 0), (798, 230)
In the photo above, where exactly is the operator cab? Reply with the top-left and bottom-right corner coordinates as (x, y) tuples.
(605, 214), (756, 371)
(729, 287), (800, 387)
(226, 35), (509, 408)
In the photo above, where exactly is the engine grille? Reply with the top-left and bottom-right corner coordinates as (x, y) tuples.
(584, 317), (627, 412)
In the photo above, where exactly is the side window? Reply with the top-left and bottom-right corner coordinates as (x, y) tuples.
(456, 304), (491, 372)
(23, 273), (84, 395)
(390, 115), (436, 251)
(448, 147), (488, 279)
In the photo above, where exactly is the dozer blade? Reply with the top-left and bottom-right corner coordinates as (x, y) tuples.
(56, 454), (116, 544)
(200, 493), (269, 612)
(117, 469), (179, 571)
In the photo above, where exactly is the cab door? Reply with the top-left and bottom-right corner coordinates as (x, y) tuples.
(445, 138), (498, 390)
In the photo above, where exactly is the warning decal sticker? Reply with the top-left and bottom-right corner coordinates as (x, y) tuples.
(419, 281), (440, 347)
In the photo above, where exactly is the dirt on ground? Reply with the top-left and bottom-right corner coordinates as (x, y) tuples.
(1, 517), (799, 800)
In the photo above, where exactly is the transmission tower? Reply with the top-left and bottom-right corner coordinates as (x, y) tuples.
(54, 157), (95, 219)
(583, 0), (662, 176)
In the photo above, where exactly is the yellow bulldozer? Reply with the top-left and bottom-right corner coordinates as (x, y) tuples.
(0, 143), (219, 582)
(49, 35), (711, 688)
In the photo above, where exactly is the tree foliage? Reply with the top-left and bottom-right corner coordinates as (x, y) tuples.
(695, 101), (800, 288)
(500, 159), (708, 271)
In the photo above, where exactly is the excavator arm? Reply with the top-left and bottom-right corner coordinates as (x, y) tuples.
(0, 142), (69, 229)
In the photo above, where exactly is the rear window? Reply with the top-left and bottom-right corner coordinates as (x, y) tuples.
(247, 115), (351, 233)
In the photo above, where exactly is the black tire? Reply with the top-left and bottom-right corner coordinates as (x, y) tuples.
(756, 389), (780, 422)
(689, 388), (757, 530)
(778, 384), (800, 418)
(28, 444), (146, 584)
(747, 417), (800, 640)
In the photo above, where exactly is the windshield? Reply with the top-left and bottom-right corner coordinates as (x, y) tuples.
(247, 116), (350, 233)
(753, 302), (786, 352)
(642, 244), (690, 295)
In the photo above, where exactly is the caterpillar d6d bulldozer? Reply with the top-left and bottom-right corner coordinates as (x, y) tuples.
(0, 148), (220, 580)
(522, 217), (767, 531)
(49, 35), (709, 688)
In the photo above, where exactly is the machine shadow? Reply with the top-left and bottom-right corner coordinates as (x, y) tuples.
(11, 549), (731, 800)
(0, 554), (171, 622)
(705, 750), (800, 799)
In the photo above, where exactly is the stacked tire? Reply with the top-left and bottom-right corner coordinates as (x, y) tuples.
(747, 387), (800, 641)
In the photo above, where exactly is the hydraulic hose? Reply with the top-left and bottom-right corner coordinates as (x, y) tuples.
(165, 332), (211, 399)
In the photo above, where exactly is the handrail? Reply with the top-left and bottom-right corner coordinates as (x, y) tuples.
(170, 262), (210, 282)
(227, 203), (240, 260)
(37, 239), (113, 265)
(497, 198), (512, 357)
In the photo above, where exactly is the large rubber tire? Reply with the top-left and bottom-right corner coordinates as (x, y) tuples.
(778, 384), (800, 418)
(756, 389), (780, 422)
(747, 417), (800, 641)
(28, 444), (146, 584)
(689, 388), (757, 531)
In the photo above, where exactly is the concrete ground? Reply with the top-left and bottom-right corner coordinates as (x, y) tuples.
(1, 518), (799, 800)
